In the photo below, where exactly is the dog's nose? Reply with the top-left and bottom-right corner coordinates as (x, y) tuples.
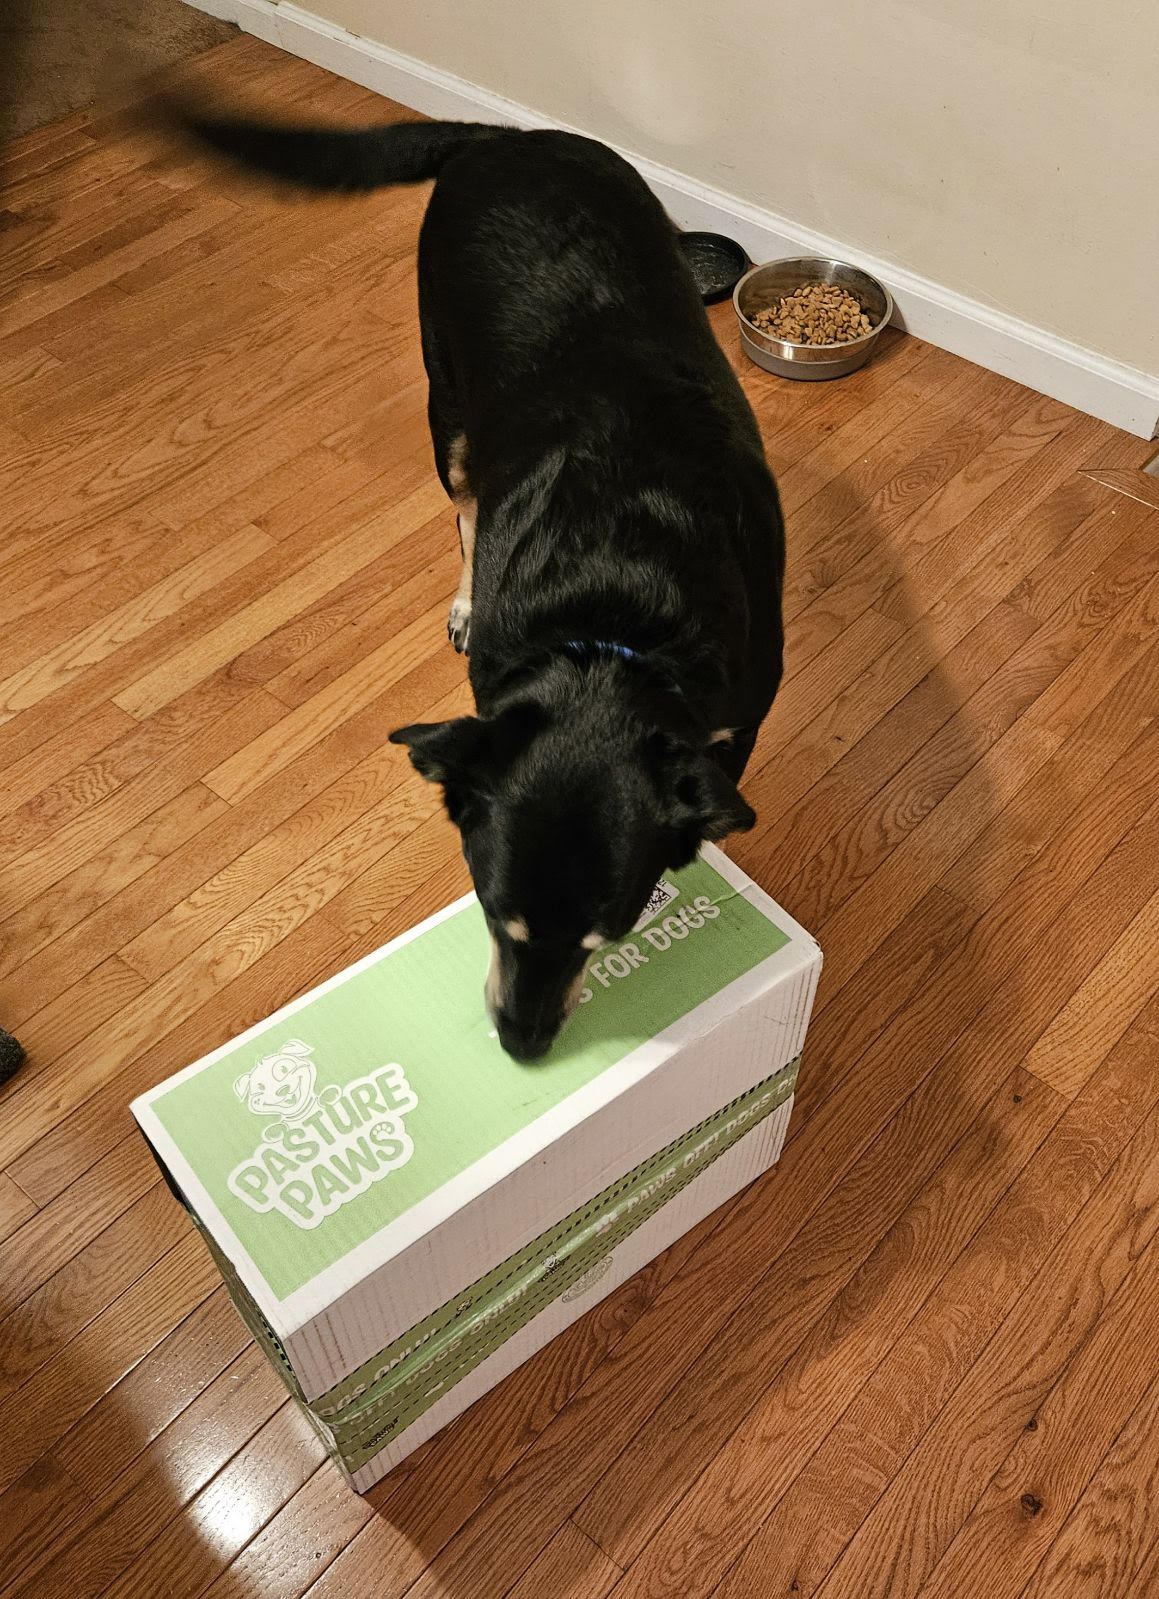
(495, 1012), (556, 1062)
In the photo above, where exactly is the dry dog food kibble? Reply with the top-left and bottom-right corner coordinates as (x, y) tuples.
(749, 283), (873, 346)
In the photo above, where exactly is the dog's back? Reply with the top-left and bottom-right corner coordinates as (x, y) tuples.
(418, 130), (782, 721)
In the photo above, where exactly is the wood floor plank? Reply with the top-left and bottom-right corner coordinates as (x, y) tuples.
(0, 835), (400, 1168)
(0, 1134), (158, 1308)
(0, 300), (412, 574)
(771, 345), (968, 531)
(117, 1214), (712, 1599)
(100, 1400), (325, 1599)
(6, 906), (347, 1209)
(874, 414), (1107, 622)
(783, 393), (1071, 674)
(940, 645), (1159, 914)
(711, 1022), (1159, 1599)
(0, 655), (460, 1030)
(0, 1459), (94, 1599)
(6, 953), (148, 1065)
(668, 761), (1159, 1599)
(0, 1174), (36, 1245)
(1084, 465), (1159, 513)
(740, 599), (1040, 903)
(748, 328), (930, 475)
(743, 471), (1118, 828)
(203, 596), (452, 802)
(51, 1288), (247, 1488)
(778, 510), (1159, 933)
(3, 1342), (279, 1599)
(1024, 886), (1159, 1099)
(0, 1181), (191, 1398)
(0, 523), (273, 719)
(573, 1067), (1063, 1574)
(807, 1072), (1159, 1599)
(111, 483), (444, 720)
(782, 375), (1046, 621)
(0, 701), (137, 820)
(1016, 1366), (1159, 1599)
(0, 1232), (219, 1497)
(0, 510), (168, 641)
(913, 1218), (1159, 1598)
(1023, 565), (1159, 743)
(119, 774), (435, 986)
(0, 678), (285, 911)
(198, 1459), (375, 1599)
(260, 530), (455, 709)
(787, 886), (975, 1124)
(0, 782), (229, 983)
(228, 511), (450, 687)
(806, 712), (1060, 980)
(0, 455), (421, 772)
(0, 195), (242, 340)
(506, 1521), (624, 1599)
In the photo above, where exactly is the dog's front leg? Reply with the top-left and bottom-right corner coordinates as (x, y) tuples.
(446, 434), (475, 654)
(448, 505), (475, 654)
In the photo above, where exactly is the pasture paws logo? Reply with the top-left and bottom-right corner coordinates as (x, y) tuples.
(227, 1040), (418, 1231)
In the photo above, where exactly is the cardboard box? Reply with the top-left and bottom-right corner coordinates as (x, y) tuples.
(132, 844), (821, 1491)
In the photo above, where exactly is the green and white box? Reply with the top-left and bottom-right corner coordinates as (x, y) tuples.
(132, 844), (821, 1492)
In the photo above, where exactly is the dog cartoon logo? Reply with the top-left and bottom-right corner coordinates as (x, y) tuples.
(227, 1039), (420, 1229)
(233, 1039), (339, 1141)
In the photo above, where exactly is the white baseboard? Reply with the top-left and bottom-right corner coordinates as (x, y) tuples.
(192, 0), (1159, 439)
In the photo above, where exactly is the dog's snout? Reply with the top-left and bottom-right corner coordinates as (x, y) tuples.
(495, 1010), (557, 1063)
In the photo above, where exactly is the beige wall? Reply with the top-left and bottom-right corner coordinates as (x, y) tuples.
(298, 0), (1157, 377)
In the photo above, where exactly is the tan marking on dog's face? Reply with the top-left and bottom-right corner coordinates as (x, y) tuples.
(564, 966), (587, 1016)
(708, 727), (735, 745)
(504, 916), (529, 942)
(581, 930), (604, 951)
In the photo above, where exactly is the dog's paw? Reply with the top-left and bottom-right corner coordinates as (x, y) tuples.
(447, 598), (472, 654)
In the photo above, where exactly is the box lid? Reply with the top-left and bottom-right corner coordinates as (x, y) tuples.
(132, 845), (818, 1337)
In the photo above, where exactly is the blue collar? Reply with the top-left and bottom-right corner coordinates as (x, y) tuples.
(563, 639), (641, 663)
(561, 638), (688, 702)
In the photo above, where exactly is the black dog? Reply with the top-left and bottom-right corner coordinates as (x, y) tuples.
(167, 107), (786, 1059)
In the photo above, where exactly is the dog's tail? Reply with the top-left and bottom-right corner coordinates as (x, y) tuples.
(160, 100), (510, 193)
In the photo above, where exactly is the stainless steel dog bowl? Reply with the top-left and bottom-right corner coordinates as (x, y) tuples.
(733, 257), (893, 380)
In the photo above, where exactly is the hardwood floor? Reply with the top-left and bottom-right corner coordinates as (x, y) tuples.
(2, 34), (1158, 1599)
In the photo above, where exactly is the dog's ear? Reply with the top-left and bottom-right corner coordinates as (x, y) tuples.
(390, 717), (493, 826)
(649, 734), (756, 862)
(389, 718), (489, 784)
(233, 1073), (252, 1102)
(391, 704), (546, 780)
(673, 756), (756, 849)
(682, 758), (757, 841)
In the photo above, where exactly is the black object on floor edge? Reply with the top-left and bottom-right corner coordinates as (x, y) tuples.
(678, 231), (750, 304)
(0, 1026), (26, 1086)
